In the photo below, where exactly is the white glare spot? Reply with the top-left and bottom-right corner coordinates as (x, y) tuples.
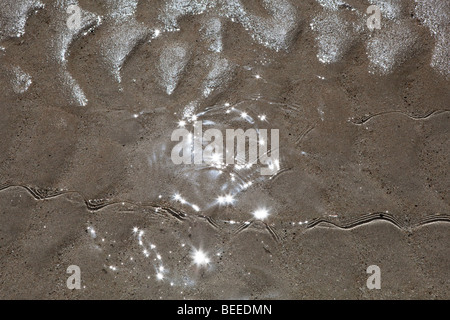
(252, 208), (270, 220)
(156, 273), (164, 280)
(217, 194), (234, 205)
(211, 153), (221, 163)
(191, 249), (210, 266)
(225, 194), (234, 204)
(87, 227), (96, 238)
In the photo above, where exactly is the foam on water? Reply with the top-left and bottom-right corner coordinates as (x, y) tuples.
(106, 0), (138, 20)
(61, 72), (89, 106)
(368, 0), (403, 20)
(182, 101), (199, 120)
(159, 44), (190, 95)
(9, 65), (32, 94)
(0, 0), (44, 41)
(99, 0), (151, 83)
(310, 12), (358, 64)
(159, 0), (298, 51)
(311, 0), (447, 76)
(52, 0), (99, 63)
(201, 17), (223, 53)
(49, 1), (101, 106)
(316, 0), (347, 11)
(367, 21), (419, 74)
(415, 0), (450, 76)
(160, 0), (214, 31)
(220, 0), (298, 51)
(202, 55), (234, 98)
(430, 34), (450, 77)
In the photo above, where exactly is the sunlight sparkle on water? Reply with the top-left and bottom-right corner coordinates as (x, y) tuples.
(252, 208), (269, 220)
(191, 249), (210, 266)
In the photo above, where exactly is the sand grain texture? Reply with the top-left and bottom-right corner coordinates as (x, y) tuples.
(0, 0), (449, 299)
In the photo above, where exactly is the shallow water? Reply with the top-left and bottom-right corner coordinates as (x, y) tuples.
(0, 0), (449, 299)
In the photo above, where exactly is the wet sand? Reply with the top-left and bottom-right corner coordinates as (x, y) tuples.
(0, 0), (449, 299)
